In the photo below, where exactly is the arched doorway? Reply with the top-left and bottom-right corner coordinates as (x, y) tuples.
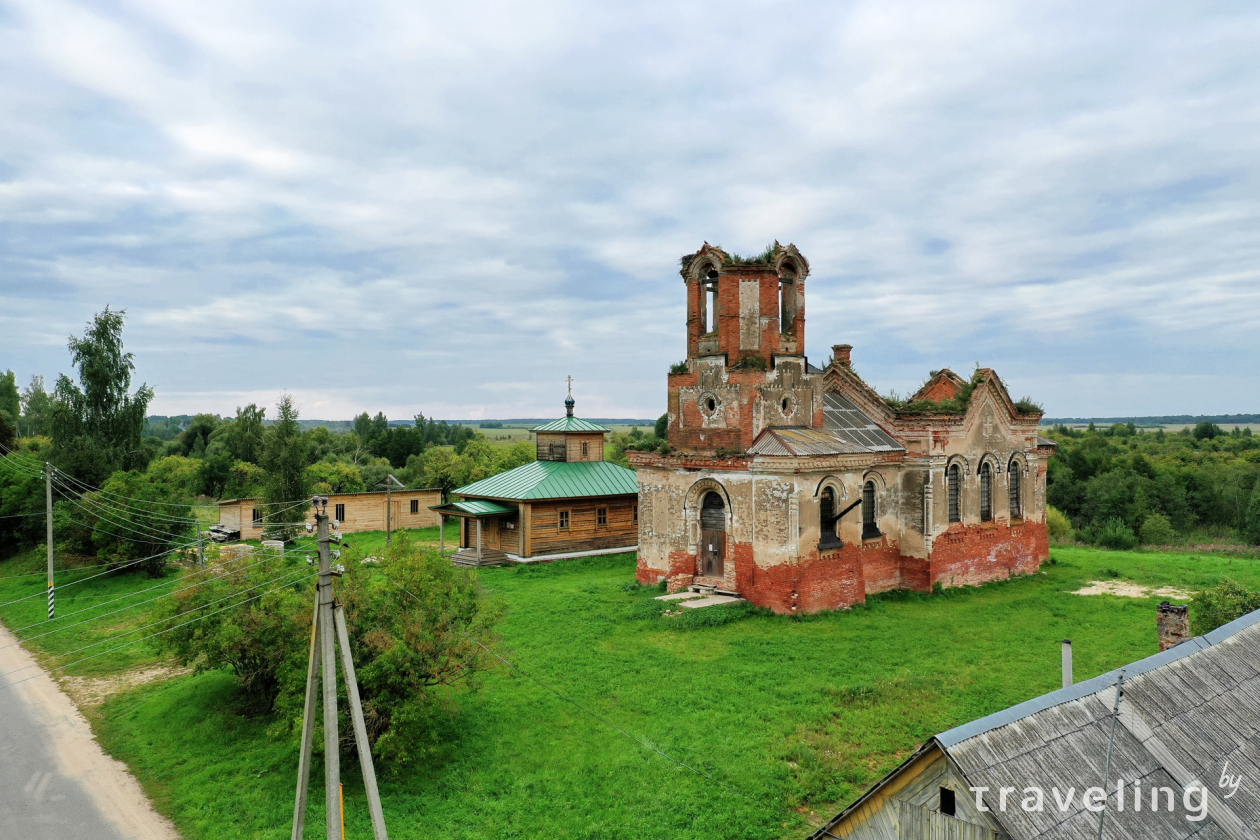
(700, 491), (726, 577)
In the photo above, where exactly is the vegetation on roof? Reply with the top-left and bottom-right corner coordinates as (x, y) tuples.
(884, 368), (984, 416)
(723, 243), (778, 266)
(668, 361), (689, 375)
(728, 353), (768, 371)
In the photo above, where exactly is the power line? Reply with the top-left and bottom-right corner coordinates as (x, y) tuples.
(0, 570), (319, 693)
(3, 545), (310, 643)
(377, 571), (758, 803)
(0, 564), (316, 682)
(0, 544), (193, 610)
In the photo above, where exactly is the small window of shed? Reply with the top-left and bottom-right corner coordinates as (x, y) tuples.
(940, 787), (956, 817)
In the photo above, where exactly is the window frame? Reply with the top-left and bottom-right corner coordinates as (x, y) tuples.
(818, 485), (842, 550)
(335, 503), (346, 522)
(979, 462), (993, 523)
(1009, 459), (1023, 521)
(597, 507), (607, 527)
(862, 480), (881, 540)
(558, 509), (571, 531)
(251, 507), (262, 525)
(947, 464), (961, 523)
(409, 499), (419, 514)
(581, 440), (589, 457)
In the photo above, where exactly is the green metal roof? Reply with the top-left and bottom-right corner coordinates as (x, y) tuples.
(454, 459), (637, 501)
(430, 500), (518, 517)
(529, 416), (611, 433)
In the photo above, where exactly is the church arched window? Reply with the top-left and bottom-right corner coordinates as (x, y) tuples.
(819, 486), (841, 549)
(1009, 458), (1023, 520)
(862, 480), (881, 539)
(947, 464), (961, 523)
(779, 263), (797, 334)
(703, 267), (719, 334)
(979, 462), (993, 522)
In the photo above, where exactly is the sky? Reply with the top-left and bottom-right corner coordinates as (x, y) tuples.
(2, 1), (1259, 422)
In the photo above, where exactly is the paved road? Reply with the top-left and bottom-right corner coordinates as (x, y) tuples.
(0, 622), (178, 840)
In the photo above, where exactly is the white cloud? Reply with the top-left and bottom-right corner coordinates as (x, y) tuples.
(2, 0), (1259, 419)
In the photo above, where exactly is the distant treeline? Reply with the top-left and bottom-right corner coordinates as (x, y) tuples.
(1044, 414), (1260, 426)
(145, 415), (656, 440)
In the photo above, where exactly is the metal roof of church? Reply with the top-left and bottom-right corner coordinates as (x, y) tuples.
(454, 459), (637, 501)
(530, 416), (611, 433)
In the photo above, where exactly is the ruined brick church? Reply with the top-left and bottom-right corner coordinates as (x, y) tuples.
(630, 242), (1055, 613)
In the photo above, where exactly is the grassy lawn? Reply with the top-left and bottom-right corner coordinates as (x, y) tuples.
(3, 541), (1259, 838)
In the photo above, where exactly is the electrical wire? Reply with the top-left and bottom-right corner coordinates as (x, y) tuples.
(0, 570), (319, 693)
(4, 545), (310, 639)
(377, 571), (758, 802)
(2, 559), (314, 652)
(0, 544), (193, 610)
(0, 564), (316, 681)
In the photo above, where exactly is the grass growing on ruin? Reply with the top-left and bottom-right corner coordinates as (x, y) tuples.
(4, 544), (1260, 838)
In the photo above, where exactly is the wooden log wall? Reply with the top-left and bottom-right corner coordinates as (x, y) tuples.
(527, 496), (638, 555)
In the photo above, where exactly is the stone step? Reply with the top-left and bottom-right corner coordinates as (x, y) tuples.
(679, 594), (744, 609)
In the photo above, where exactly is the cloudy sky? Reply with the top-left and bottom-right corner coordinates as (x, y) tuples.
(2, 1), (1258, 422)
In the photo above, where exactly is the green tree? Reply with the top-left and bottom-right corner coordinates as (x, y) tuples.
(89, 469), (193, 576)
(20, 375), (53, 438)
(306, 461), (366, 494)
(1243, 479), (1260, 547)
(197, 442), (236, 497)
(176, 414), (221, 457)
(654, 412), (668, 439)
(221, 404), (265, 463)
(1193, 579), (1260, 635)
(1139, 512), (1177, 546)
(1193, 421), (1221, 440)
(0, 370), (20, 427)
(0, 412), (14, 452)
(260, 395), (309, 541)
(223, 460), (266, 499)
(50, 307), (154, 485)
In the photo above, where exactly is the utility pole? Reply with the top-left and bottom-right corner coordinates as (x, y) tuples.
(376, 474), (404, 545)
(196, 527), (206, 568)
(292, 497), (389, 840)
(45, 463), (54, 620)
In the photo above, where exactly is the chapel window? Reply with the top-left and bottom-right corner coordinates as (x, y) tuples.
(559, 510), (570, 530)
(947, 464), (961, 523)
(581, 441), (588, 457)
(597, 507), (607, 527)
(1009, 460), (1023, 520)
(979, 462), (993, 523)
(779, 263), (796, 333)
(819, 486), (841, 549)
(862, 481), (881, 539)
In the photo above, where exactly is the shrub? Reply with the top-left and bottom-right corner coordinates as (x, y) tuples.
(161, 533), (502, 764)
(1046, 506), (1073, 541)
(669, 361), (689, 375)
(1193, 579), (1260, 635)
(1193, 421), (1221, 440)
(1139, 512), (1177, 546)
(1094, 517), (1138, 550)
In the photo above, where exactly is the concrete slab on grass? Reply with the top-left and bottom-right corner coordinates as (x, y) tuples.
(679, 595), (743, 609)
(655, 592), (706, 601)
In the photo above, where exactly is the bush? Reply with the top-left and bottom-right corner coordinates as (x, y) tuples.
(1046, 506), (1072, 541)
(1139, 512), (1177, 546)
(162, 533), (502, 765)
(1094, 517), (1138, 550)
(1193, 579), (1260, 635)
(669, 361), (689, 375)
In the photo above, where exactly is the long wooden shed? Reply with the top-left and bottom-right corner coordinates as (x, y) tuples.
(218, 487), (442, 540)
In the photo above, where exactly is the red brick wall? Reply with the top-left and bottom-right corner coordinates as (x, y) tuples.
(928, 522), (1049, 587)
(636, 522), (1048, 614)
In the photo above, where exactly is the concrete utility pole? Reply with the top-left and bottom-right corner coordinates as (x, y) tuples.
(377, 474), (404, 545)
(292, 496), (389, 840)
(45, 464), (53, 620)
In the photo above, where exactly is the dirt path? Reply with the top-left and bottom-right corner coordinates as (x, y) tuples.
(0, 621), (179, 840)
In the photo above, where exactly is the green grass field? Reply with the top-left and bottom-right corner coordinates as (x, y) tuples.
(2, 540), (1259, 838)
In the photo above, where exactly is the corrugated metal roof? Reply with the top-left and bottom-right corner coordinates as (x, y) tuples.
(817, 608), (1260, 840)
(1036, 434), (1059, 447)
(530, 416), (611, 433)
(822, 392), (904, 452)
(454, 459), (638, 501)
(430, 500), (518, 516)
(748, 426), (870, 456)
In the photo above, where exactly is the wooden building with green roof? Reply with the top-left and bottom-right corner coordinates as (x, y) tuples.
(431, 389), (639, 565)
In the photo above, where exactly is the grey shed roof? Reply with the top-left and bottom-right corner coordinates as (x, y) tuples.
(815, 608), (1260, 840)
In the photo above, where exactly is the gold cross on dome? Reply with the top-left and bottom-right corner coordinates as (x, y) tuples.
(566, 375), (574, 397)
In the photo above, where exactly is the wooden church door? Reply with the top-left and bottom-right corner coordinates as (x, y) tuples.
(700, 492), (726, 577)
